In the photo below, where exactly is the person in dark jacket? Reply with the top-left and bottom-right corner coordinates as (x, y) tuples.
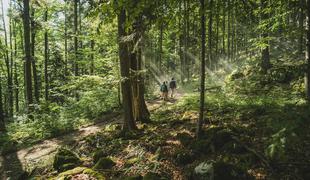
(160, 81), (168, 100)
(169, 78), (177, 98)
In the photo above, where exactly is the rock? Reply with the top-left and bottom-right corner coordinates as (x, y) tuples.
(93, 150), (107, 163)
(53, 148), (81, 172)
(56, 167), (106, 180)
(193, 161), (254, 180)
(93, 157), (115, 170)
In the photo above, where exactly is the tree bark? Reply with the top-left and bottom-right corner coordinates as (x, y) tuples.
(299, 0), (305, 54)
(44, 9), (49, 101)
(208, 0), (213, 69)
(1, 0), (13, 117)
(23, 0), (33, 111)
(0, 75), (4, 131)
(13, 21), (19, 113)
(261, 0), (271, 74)
(64, 0), (68, 76)
(31, 8), (39, 103)
(90, 39), (95, 75)
(74, 0), (79, 76)
(118, 8), (137, 131)
(197, 0), (206, 138)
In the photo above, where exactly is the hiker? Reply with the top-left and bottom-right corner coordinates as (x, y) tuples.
(169, 78), (177, 98)
(160, 81), (169, 100)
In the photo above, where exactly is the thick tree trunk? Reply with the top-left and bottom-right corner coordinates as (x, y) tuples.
(44, 9), (49, 101)
(23, 0), (33, 111)
(197, 0), (206, 138)
(305, 0), (310, 99)
(118, 8), (137, 131)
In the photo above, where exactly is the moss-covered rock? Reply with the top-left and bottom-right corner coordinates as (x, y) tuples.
(93, 149), (107, 163)
(55, 167), (106, 180)
(192, 161), (254, 180)
(53, 148), (81, 172)
(93, 157), (115, 170)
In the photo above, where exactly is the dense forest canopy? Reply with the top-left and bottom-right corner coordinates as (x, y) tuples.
(0, 0), (310, 179)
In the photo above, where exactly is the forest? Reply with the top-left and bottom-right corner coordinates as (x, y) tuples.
(0, 0), (310, 179)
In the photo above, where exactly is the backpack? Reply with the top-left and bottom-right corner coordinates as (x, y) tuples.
(161, 84), (168, 92)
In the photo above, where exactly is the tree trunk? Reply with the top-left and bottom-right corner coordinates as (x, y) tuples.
(23, 0), (33, 111)
(1, 0), (13, 117)
(64, 0), (68, 76)
(261, 0), (271, 74)
(74, 0), (79, 76)
(0, 75), (4, 131)
(305, 0), (310, 99)
(90, 40), (95, 75)
(118, 8), (137, 131)
(31, 9), (39, 103)
(208, 0), (213, 69)
(44, 9), (49, 101)
(299, 0), (305, 54)
(222, 1), (226, 55)
(227, 0), (231, 60)
(197, 0), (206, 138)
(13, 21), (19, 113)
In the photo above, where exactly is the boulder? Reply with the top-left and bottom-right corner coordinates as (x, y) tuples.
(93, 149), (107, 163)
(93, 157), (115, 170)
(53, 148), (81, 172)
(56, 167), (106, 180)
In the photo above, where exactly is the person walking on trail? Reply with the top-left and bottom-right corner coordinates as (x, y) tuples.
(169, 78), (177, 98)
(160, 81), (169, 101)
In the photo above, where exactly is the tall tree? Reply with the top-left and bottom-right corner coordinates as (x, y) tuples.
(261, 0), (271, 73)
(23, 0), (33, 110)
(1, 0), (13, 117)
(74, 0), (79, 76)
(31, 8), (39, 103)
(44, 8), (49, 101)
(0, 73), (4, 131)
(197, 0), (206, 138)
(118, 8), (137, 131)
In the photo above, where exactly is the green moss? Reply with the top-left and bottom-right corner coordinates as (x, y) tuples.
(93, 149), (107, 163)
(53, 148), (81, 172)
(93, 157), (115, 170)
(55, 167), (106, 180)
(83, 168), (106, 179)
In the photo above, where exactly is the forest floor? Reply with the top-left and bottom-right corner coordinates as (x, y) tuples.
(0, 91), (184, 180)
(2, 87), (310, 180)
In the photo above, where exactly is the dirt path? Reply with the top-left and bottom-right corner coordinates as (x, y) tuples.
(0, 92), (183, 179)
